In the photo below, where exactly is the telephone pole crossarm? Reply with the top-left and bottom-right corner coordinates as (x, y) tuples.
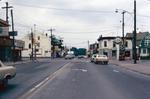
(2, 2), (13, 23)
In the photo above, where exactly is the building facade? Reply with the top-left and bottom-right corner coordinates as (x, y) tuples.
(97, 36), (132, 59)
(22, 33), (51, 58)
(138, 32), (150, 59)
(0, 19), (12, 61)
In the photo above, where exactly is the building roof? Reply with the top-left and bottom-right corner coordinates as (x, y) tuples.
(126, 32), (150, 46)
(0, 19), (9, 26)
(126, 32), (149, 40)
(97, 36), (132, 41)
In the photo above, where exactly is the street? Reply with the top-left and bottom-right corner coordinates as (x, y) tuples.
(1, 58), (150, 99)
(0, 59), (69, 99)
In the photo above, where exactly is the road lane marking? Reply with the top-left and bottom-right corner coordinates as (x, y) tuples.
(20, 62), (71, 99)
(72, 69), (88, 72)
(113, 70), (119, 73)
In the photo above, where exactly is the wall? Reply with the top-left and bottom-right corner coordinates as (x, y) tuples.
(22, 33), (51, 58)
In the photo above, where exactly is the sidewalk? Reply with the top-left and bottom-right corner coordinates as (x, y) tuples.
(3, 58), (52, 66)
(3, 60), (31, 66)
(110, 59), (150, 75)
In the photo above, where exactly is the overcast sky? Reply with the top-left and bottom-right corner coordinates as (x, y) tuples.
(1, 0), (150, 48)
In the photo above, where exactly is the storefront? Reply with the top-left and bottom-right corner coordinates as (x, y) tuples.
(0, 19), (12, 61)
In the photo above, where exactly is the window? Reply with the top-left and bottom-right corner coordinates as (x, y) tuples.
(104, 41), (107, 47)
(125, 41), (128, 47)
(143, 48), (147, 54)
(38, 36), (40, 40)
(145, 40), (150, 46)
(113, 42), (116, 47)
(29, 43), (31, 49)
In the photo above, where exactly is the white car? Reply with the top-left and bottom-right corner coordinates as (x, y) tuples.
(0, 60), (16, 88)
(94, 55), (109, 65)
(65, 54), (75, 59)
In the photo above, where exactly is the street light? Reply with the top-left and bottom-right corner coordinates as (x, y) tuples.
(115, 9), (127, 47)
(115, 9), (132, 47)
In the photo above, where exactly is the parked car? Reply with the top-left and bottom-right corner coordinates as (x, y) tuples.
(90, 54), (97, 62)
(93, 55), (109, 64)
(65, 54), (75, 59)
(0, 60), (16, 88)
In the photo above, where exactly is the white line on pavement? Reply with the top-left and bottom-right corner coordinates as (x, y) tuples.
(113, 70), (120, 73)
(20, 62), (71, 99)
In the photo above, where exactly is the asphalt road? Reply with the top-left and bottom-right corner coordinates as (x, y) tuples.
(0, 59), (69, 99)
(1, 58), (150, 99)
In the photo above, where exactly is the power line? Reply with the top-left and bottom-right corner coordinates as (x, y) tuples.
(12, 3), (113, 14)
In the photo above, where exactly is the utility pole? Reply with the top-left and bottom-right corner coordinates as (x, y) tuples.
(122, 11), (125, 47)
(31, 28), (34, 61)
(10, 9), (15, 62)
(2, 2), (13, 23)
(133, 0), (137, 64)
(48, 28), (55, 58)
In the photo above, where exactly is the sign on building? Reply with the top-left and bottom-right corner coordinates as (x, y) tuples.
(0, 27), (9, 36)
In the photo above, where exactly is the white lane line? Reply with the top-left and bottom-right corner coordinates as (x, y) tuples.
(82, 69), (88, 72)
(113, 70), (119, 73)
(20, 62), (71, 99)
(72, 69), (88, 72)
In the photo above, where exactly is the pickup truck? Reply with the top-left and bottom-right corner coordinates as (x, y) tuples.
(0, 60), (16, 88)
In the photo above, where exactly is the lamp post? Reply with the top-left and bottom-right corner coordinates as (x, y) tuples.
(115, 9), (126, 48)
(133, 0), (137, 64)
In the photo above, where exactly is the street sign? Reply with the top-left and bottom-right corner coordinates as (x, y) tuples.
(0, 27), (9, 36)
(9, 31), (18, 36)
(114, 37), (122, 44)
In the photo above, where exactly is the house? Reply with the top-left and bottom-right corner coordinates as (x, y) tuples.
(126, 32), (150, 59)
(89, 42), (99, 55)
(140, 33), (150, 59)
(97, 35), (132, 59)
(22, 32), (51, 58)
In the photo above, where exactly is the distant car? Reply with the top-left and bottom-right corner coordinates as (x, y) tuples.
(65, 54), (75, 59)
(90, 54), (97, 62)
(93, 55), (109, 65)
(0, 60), (16, 88)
